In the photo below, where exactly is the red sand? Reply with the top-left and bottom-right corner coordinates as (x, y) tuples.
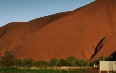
(0, 0), (116, 61)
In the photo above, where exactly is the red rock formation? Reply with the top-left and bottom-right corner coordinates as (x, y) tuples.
(0, 0), (115, 61)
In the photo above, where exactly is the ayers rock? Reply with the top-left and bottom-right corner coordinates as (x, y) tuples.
(0, 0), (116, 61)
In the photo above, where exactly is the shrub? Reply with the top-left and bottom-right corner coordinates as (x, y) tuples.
(76, 60), (89, 66)
(58, 59), (67, 66)
(0, 51), (15, 68)
(65, 56), (77, 66)
(22, 58), (35, 69)
(49, 58), (58, 67)
(34, 60), (48, 68)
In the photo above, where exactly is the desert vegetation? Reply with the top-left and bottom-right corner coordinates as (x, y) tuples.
(0, 51), (90, 68)
(0, 51), (115, 73)
(0, 51), (91, 73)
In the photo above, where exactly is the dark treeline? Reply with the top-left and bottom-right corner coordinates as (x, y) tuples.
(0, 51), (89, 69)
(0, 51), (115, 69)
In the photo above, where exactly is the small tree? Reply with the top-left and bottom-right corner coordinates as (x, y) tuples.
(0, 51), (15, 68)
(65, 56), (77, 66)
(49, 58), (58, 67)
(22, 58), (34, 69)
(76, 60), (89, 67)
(89, 61), (98, 67)
(58, 59), (67, 66)
(49, 58), (58, 73)
(35, 60), (48, 68)
(14, 59), (23, 68)
(98, 56), (105, 61)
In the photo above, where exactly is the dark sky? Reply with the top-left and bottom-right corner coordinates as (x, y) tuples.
(0, 0), (95, 27)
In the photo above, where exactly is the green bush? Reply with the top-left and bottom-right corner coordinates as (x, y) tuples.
(65, 56), (77, 66)
(0, 51), (15, 68)
(34, 60), (48, 68)
(58, 59), (67, 66)
(22, 58), (35, 69)
(0, 51), (91, 68)
(78, 60), (89, 66)
(49, 58), (58, 67)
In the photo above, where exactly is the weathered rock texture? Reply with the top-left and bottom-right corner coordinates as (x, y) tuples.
(0, 0), (116, 61)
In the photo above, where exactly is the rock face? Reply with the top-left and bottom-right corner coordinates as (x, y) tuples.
(0, 0), (116, 61)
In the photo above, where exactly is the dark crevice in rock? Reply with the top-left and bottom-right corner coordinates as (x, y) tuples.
(90, 0), (114, 60)
(90, 37), (106, 59)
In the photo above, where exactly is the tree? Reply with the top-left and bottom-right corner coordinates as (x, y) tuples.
(98, 56), (105, 61)
(65, 56), (77, 66)
(14, 59), (23, 68)
(89, 61), (98, 67)
(35, 60), (48, 68)
(22, 58), (35, 69)
(76, 60), (89, 66)
(49, 58), (58, 67)
(49, 58), (58, 73)
(58, 59), (67, 66)
(0, 51), (15, 68)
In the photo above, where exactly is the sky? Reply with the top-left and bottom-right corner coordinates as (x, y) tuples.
(0, 0), (95, 27)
